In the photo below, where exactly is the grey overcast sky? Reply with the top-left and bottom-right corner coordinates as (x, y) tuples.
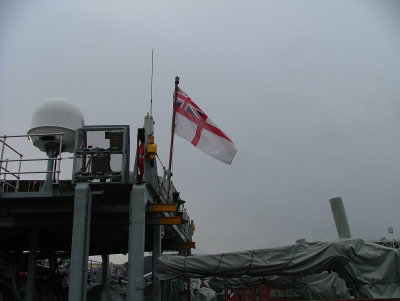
(1, 0), (400, 260)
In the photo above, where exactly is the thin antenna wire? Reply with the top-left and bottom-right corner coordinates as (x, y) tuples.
(150, 49), (154, 116)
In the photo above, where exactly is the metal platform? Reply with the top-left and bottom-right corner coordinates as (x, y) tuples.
(0, 180), (191, 254)
(0, 115), (195, 301)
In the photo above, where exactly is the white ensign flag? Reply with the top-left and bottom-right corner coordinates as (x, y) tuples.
(174, 87), (237, 164)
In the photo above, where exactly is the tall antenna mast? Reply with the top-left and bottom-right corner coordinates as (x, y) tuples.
(150, 49), (154, 116)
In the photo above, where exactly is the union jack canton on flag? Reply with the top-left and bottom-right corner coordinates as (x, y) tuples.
(174, 87), (237, 165)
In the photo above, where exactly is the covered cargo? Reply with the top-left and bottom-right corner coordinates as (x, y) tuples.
(155, 239), (400, 299)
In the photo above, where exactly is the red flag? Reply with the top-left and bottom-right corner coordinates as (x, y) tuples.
(174, 87), (237, 164)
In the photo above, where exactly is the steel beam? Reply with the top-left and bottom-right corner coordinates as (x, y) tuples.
(152, 225), (162, 301)
(68, 183), (92, 301)
(127, 184), (147, 301)
(146, 216), (182, 225)
(180, 242), (196, 249)
(147, 203), (178, 212)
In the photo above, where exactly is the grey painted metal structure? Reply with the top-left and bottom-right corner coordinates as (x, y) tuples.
(68, 183), (92, 301)
(128, 184), (148, 300)
(0, 115), (195, 301)
(370, 239), (400, 249)
(152, 225), (162, 301)
(329, 197), (352, 239)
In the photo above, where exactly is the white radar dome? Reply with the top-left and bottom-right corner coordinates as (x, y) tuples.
(28, 98), (84, 153)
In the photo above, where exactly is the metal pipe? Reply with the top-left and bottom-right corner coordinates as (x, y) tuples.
(1, 181), (17, 190)
(1, 157), (66, 163)
(1, 170), (60, 175)
(16, 154), (22, 191)
(56, 157), (61, 184)
(45, 155), (55, 185)
(0, 136), (23, 157)
(329, 197), (352, 239)
(1, 132), (64, 139)
(56, 134), (63, 183)
(3, 160), (8, 192)
(0, 136), (6, 177)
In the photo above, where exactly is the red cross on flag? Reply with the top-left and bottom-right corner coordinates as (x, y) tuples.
(174, 87), (237, 164)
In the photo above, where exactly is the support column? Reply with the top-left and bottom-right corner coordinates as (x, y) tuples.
(25, 228), (39, 301)
(127, 184), (147, 301)
(101, 254), (109, 285)
(152, 225), (162, 301)
(68, 183), (92, 301)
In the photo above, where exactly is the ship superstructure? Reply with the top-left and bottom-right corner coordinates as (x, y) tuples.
(0, 100), (195, 301)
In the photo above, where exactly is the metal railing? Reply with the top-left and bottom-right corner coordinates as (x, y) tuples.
(0, 133), (72, 192)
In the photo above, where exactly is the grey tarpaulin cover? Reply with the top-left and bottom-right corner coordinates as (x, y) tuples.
(155, 239), (400, 299)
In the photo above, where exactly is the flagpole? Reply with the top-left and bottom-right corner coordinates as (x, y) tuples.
(168, 76), (180, 172)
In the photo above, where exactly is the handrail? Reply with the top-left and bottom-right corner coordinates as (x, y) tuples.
(0, 133), (64, 138)
(1, 171), (60, 175)
(0, 138), (23, 157)
(2, 180), (17, 191)
(0, 157), (63, 163)
(0, 132), (70, 192)
(0, 165), (21, 178)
